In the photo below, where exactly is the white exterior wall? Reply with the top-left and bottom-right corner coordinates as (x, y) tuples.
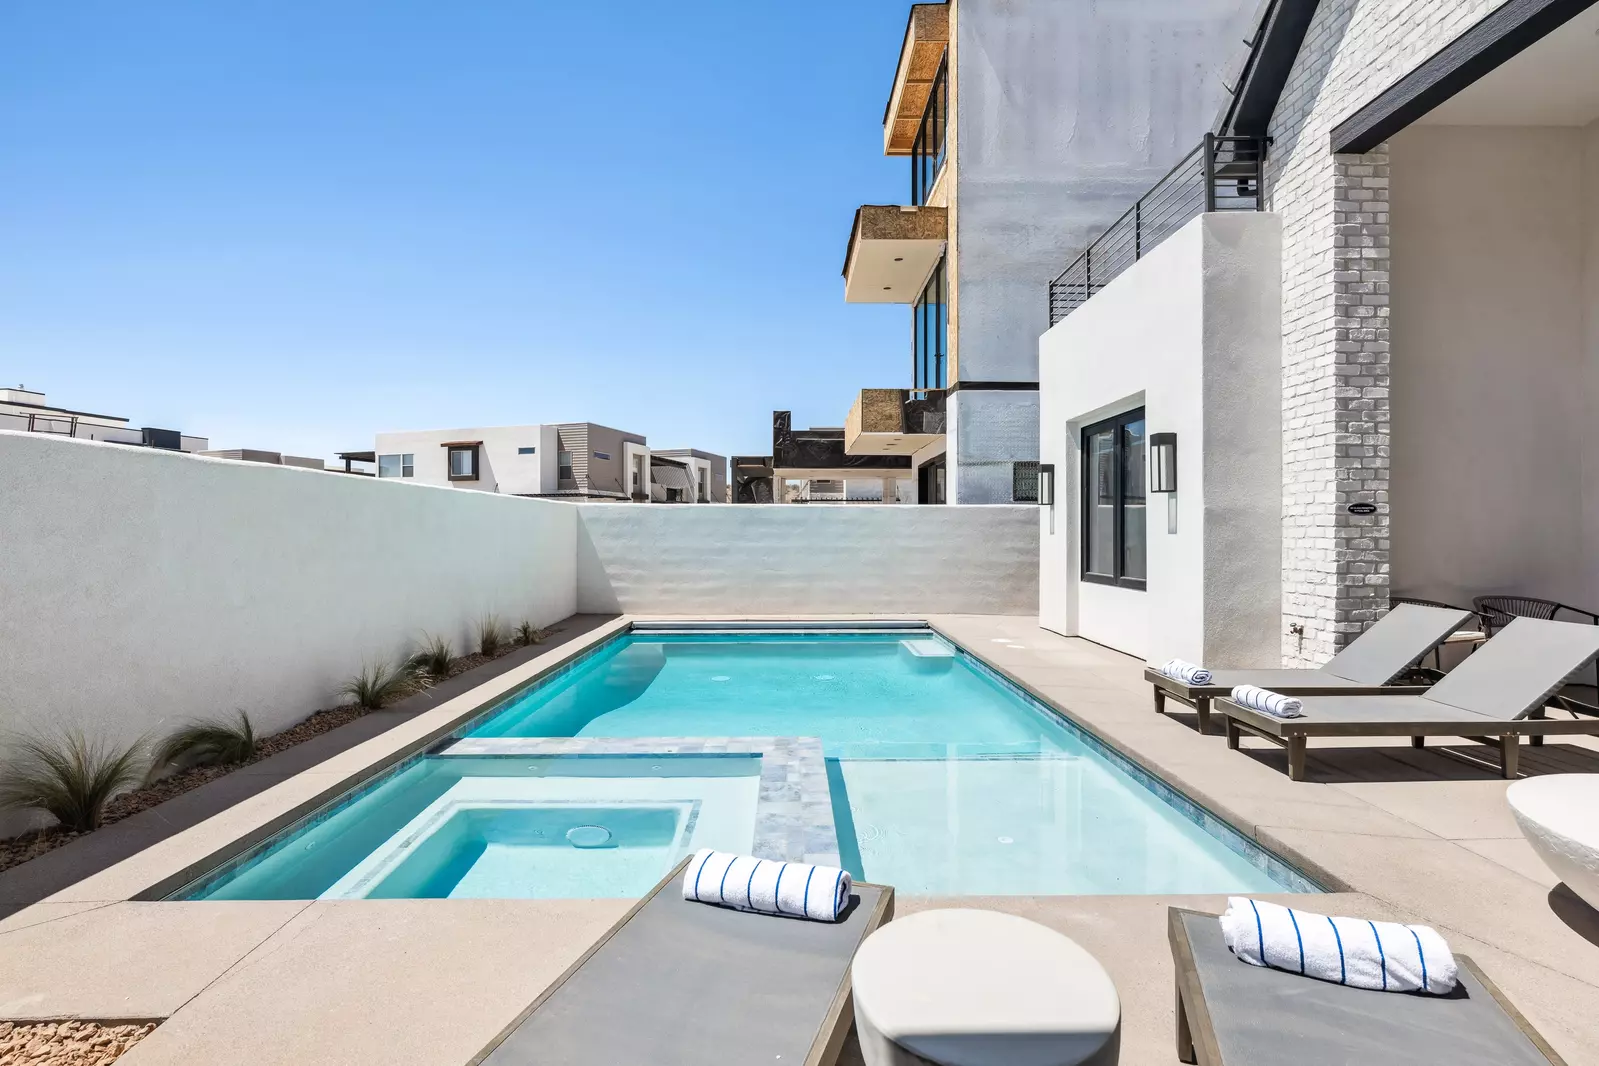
(0, 432), (579, 826)
(575, 505), (1037, 615)
(1265, 0), (1504, 664)
(1390, 124), (1596, 608)
(1039, 214), (1282, 663)
(623, 441), (651, 500)
(945, 0), (1253, 503)
(374, 425), (558, 495)
(1586, 119), (1599, 605)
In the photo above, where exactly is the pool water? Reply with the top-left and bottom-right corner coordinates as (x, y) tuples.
(180, 631), (1309, 900)
(467, 632), (1299, 895)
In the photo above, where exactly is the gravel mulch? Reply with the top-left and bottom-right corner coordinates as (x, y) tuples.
(0, 635), (556, 878)
(0, 1020), (157, 1065)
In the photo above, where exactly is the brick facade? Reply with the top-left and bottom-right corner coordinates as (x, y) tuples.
(1264, 0), (1500, 664)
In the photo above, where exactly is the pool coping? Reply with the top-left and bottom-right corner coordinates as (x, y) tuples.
(32, 613), (1328, 907)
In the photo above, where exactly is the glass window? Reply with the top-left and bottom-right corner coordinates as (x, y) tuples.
(913, 258), (947, 391)
(378, 453), (402, 478)
(558, 450), (574, 481)
(593, 451), (610, 461)
(911, 56), (948, 206)
(517, 446), (535, 455)
(401, 453), (413, 477)
(447, 445), (478, 481)
(1081, 408), (1146, 589)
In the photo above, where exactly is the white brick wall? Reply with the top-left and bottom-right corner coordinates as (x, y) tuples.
(1265, 0), (1500, 664)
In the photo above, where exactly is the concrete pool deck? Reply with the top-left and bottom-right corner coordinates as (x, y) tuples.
(2, 614), (1597, 1064)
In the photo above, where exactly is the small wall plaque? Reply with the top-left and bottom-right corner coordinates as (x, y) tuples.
(1347, 502), (1377, 515)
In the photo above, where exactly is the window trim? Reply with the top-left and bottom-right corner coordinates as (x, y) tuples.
(1080, 408), (1147, 590)
(446, 444), (480, 482)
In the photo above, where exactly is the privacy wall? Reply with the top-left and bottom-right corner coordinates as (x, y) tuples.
(1, 434), (1040, 788)
(0, 433), (579, 765)
(574, 503), (1038, 615)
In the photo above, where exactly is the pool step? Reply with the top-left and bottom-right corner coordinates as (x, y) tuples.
(900, 638), (954, 658)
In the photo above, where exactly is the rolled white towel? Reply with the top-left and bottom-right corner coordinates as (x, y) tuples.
(1230, 684), (1304, 718)
(682, 850), (852, 922)
(1220, 897), (1457, 995)
(1158, 658), (1213, 685)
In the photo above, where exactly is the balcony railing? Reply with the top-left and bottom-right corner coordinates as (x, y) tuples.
(1047, 135), (1268, 326)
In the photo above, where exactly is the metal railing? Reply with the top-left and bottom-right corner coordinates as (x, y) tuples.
(1048, 135), (1268, 326)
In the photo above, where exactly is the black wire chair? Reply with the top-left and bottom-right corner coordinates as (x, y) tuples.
(1473, 595), (1599, 716)
(1388, 596), (1485, 680)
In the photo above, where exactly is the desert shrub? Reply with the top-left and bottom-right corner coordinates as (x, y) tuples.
(407, 632), (454, 683)
(0, 731), (147, 833)
(339, 659), (411, 710)
(152, 712), (257, 773)
(477, 614), (509, 657)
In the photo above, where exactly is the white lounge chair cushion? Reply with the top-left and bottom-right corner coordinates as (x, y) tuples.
(851, 909), (1120, 1066)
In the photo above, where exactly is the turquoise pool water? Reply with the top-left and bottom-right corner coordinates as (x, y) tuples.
(180, 630), (1310, 899)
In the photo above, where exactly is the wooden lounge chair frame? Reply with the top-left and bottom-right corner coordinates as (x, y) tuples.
(1168, 907), (1567, 1066)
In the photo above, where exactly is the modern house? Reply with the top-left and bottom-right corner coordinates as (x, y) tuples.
(372, 422), (725, 502)
(1037, 0), (1599, 667)
(835, 0), (1255, 504)
(0, 386), (208, 452)
(733, 412), (915, 504)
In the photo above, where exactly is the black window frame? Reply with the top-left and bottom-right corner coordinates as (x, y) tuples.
(446, 444), (480, 482)
(1080, 408), (1146, 590)
(912, 257), (947, 391)
(910, 55), (948, 207)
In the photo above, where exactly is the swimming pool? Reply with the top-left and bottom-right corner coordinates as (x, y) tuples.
(178, 628), (1314, 899)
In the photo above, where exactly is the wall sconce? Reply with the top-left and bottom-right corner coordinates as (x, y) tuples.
(1037, 463), (1055, 507)
(1149, 433), (1177, 493)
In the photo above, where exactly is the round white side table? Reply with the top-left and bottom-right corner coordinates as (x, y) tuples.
(1508, 774), (1599, 910)
(851, 908), (1120, 1066)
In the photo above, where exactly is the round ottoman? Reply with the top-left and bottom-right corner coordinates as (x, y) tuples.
(851, 909), (1120, 1066)
(1508, 774), (1599, 911)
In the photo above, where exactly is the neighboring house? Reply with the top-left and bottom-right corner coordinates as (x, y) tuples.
(734, 412), (915, 504)
(1036, 0), (1599, 666)
(198, 449), (326, 470)
(835, 0), (1254, 504)
(651, 448), (728, 503)
(0, 386), (208, 452)
(372, 423), (725, 502)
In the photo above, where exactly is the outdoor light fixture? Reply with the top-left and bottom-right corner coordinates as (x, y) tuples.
(1038, 463), (1055, 507)
(1149, 433), (1177, 493)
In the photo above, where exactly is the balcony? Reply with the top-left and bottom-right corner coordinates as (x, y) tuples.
(883, 4), (950, 156)
(842, 204), (947, 304)
(845, 389), (946, 456)
(1048, 135), (1268, 326)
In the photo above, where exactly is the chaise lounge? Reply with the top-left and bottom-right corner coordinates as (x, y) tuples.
(1211, 617), (1599, 780)
(1168, 907), (1568, 1065)
(468, 857), (894, 1066)
(1146, 603), (1473, 734)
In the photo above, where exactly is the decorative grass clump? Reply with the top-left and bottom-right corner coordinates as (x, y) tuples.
(477, 614), (509, 658)
(407, 633), (454, 683)
(515, 620), (554, 647)
(0, 730), (147, 833)
(152, 712), (257, 774)
(339, 660), (412, 710)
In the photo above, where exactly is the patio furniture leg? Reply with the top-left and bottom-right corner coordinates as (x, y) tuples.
(1225, 717), (1240, 750)
(1154, 687), (1166, 714)
(1528, 708), (1545, 746)
(1195, 697), (1211, 735)
(1411, 736), (1424, 748)
(1499, 735), (1519, 779)
(1287, 736), (1307, 781)
(1176, 978), (1195, 1065)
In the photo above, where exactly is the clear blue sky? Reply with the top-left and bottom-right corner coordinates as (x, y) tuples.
(0, 1), (914, 462)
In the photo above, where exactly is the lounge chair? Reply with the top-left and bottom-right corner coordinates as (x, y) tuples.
(1168, 907), (1568, 1065)
(1146, 603), (1472, 734)
(468, 857), (894, 1066)
(1212, 617), (1599, 780)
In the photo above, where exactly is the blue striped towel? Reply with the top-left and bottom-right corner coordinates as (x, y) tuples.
(1230, 684), (1304, 718)
(682, 850), (852, 923)
(1220, 897), (1457, 995)
(1158, 659), (1213, 685)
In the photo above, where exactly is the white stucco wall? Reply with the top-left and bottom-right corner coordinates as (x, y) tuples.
(0, 432), (578, 791)
(375, 424), (558, 495)
(575, 504), (1038, 615)
(1038, 214), (1282, 663)
(1586, 119), (1599, 606)
(1390, 125), (1595, 608)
